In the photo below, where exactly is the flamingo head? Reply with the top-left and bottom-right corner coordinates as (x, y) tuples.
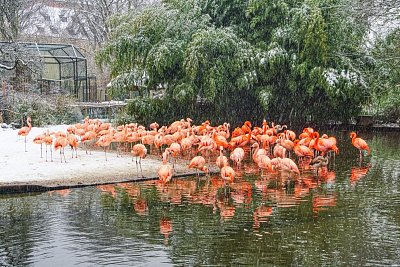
(350, 132), (357, 139)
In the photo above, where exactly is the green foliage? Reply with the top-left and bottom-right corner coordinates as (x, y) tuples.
(365, 28), (400, 122)
(98, 0), (377, 126)
(184, 27), (257, 101)
(246, 0), (289, 48)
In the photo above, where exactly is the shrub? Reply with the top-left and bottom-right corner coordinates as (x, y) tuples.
(4, 91), (83, 126)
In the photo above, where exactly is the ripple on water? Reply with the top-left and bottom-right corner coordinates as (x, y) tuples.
(1, 132), (400, 266)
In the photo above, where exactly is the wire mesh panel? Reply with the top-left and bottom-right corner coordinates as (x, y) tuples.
(0, 42), (95, 102)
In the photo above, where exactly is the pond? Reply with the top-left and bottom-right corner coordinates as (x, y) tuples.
(1, 131), (399, 266)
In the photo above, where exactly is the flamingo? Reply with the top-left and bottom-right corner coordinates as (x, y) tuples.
(251, 142), (268, 163)
(273, 144), (286, 159)
(33, 132), (46, 158)
(95, 130), (113, 161)
(54, 136), (68, 163)
(154, 133), (164, 155)
(280, 158), (300, 176)
(18, 116), (32, 152)
(278, 136), (294, 157)
(113, 126), (127, 156)
(256, 154), (272, 176)
(285, 130), (296, 141)
(197, 135), (215, 162)
(131, 144), (147, 177)
(230, 147), (245, 169)
(141, 135), (155, 153)
(212, 131), (230, 149)
(81, 130), (97, 154)
(220, 165), (235, 185)
(216, 146), (229, 169)
(169, 142), (181, 169)
(188, 156), (209, 176)
(271, 157), (300, 176)
(293, 140), (314, 164)
(150, 122), (159, 131)
(310, 156), (329, 176)
(67, 133), (78, 158)
(43, 130), (53, 162)
(350, 132), (370, 158)
(158, 150), (173, 188)
(180, 132), (194, 159)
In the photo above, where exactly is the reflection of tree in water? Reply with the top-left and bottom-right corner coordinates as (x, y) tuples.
(0, 194), (50, 266)
(1, 131), (397, 266)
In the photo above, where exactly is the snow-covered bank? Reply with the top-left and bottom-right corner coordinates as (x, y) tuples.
(0, 125), (198, 189)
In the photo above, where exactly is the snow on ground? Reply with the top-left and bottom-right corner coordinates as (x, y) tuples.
(0, 125), (195, 188)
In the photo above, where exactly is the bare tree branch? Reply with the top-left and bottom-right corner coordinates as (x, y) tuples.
(0, 0), (44, 40)
(67, 0), (147, 47)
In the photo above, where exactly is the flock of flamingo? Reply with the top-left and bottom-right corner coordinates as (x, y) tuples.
(17, 116), (371, 186)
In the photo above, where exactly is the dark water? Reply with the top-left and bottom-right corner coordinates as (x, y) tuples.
(1, 131), (399, 266)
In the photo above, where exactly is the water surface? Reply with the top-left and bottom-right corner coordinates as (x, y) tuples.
(1, 131), (399, 266)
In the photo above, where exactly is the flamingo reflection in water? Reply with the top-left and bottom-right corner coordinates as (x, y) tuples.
(97, 184), (117, 198)
(312, 193), (337, 215)
(48, 188), (71, 197)
(217, 200), (236, 221)
(230, 181), (253, 206)
(350, 164), (371, 187)
(116, 183), (140, 198)
(160, 217), (172, 245)
(253, 205), (273, 229)
(134, 198), (149, 216)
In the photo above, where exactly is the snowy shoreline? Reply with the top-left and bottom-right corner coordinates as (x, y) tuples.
(0, 125), (203, 192)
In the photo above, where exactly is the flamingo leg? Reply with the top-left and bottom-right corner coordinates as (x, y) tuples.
(50, 147), (53, 162)
(135, 157), (139, 177)
(139, 158), (143, 177)
(40, 144), (43, 158)
(24, 136), (27, 152)
(105, 147), (107, 161)
(63, 148), (67, 163)
(45, 145), (48, 162)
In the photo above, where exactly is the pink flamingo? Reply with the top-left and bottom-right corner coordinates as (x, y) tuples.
(131, 144), (147, 177)
(188, 156), (209, 176)
(18, 116), (32, 152)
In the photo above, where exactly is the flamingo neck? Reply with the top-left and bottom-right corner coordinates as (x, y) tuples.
(252, 144), (259, 157)
(351, 134), (357, 144)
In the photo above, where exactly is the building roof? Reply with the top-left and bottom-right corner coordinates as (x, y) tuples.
(0, 41), (86, 64)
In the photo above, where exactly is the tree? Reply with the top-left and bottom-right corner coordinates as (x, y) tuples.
(0, 0), (43, 41)
(0, 42), (42, 72)
(67, 0), (150, 47)
(366, 28), (400, 121)
(98, 0), (376, 126)
(0, 0), (44, 75)
(245, 0), (368, 124)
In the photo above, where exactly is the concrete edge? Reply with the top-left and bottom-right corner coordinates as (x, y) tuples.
(0, 170), (220, 195)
